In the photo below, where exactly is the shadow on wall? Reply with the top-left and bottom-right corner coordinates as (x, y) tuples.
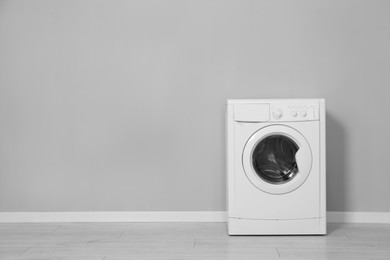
(326, 112), (347, 212)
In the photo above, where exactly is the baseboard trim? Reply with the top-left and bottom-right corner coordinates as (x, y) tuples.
(0, 211), (389, 223)
(0, 211), (227, 223)
(327, 211), (390, 223)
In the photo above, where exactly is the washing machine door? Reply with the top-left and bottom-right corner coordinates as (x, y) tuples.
(242, 125), (312, 194)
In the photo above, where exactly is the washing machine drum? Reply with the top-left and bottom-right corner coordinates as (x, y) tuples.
(243, 125), (312, 194)
(252, 135), (299, 184)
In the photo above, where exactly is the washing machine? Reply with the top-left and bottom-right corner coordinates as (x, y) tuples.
(226, 99), (326, 235)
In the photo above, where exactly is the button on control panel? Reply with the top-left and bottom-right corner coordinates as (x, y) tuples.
(290, 111), (297, 117)
(270, 103), (318, 121)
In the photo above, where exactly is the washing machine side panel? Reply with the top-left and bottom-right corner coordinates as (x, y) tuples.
(319, 99), (326, 220)
(232, 121), (321, 220)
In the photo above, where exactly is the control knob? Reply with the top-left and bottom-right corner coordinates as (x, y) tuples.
(273, 109), (283, 119)
(300, 111), (307, 117)
(290, 111), (297, 117)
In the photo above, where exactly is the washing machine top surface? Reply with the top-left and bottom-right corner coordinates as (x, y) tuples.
(227, 98), (324, 104)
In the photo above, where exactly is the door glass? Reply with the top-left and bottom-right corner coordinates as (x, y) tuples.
(252, 135), (299, 184)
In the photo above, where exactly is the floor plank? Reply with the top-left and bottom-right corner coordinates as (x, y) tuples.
(277, 247), (390, 259)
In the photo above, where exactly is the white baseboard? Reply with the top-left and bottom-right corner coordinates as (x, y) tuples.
(0, 211), (227, 223)
(0, 211), (389, 223)
(327, 211), (390, 223)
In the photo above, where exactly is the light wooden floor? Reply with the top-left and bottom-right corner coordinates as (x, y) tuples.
(1, 222), (390, 259)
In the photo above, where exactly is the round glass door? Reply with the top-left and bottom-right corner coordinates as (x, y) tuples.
(252, 135), (299, 184)
(242, 125), (312, 194)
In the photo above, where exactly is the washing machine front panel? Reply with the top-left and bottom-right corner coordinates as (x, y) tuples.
(242, 125), (312, 195)
(232, 120), (321, 220)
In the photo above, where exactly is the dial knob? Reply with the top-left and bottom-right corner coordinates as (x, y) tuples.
(291, 111), (297, 117)
(300, 111), (307, 117)
(273, 109), (283, 119)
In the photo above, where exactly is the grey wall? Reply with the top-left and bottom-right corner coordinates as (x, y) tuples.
(0, 0), (389, 212)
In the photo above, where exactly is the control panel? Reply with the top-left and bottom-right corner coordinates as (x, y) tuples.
(270, 103), (319, 121)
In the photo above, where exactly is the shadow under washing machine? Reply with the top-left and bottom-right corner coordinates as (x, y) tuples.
(226, 99), (326, 235)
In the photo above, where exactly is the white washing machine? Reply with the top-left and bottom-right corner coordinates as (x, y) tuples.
(226, 99), (326, 235)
